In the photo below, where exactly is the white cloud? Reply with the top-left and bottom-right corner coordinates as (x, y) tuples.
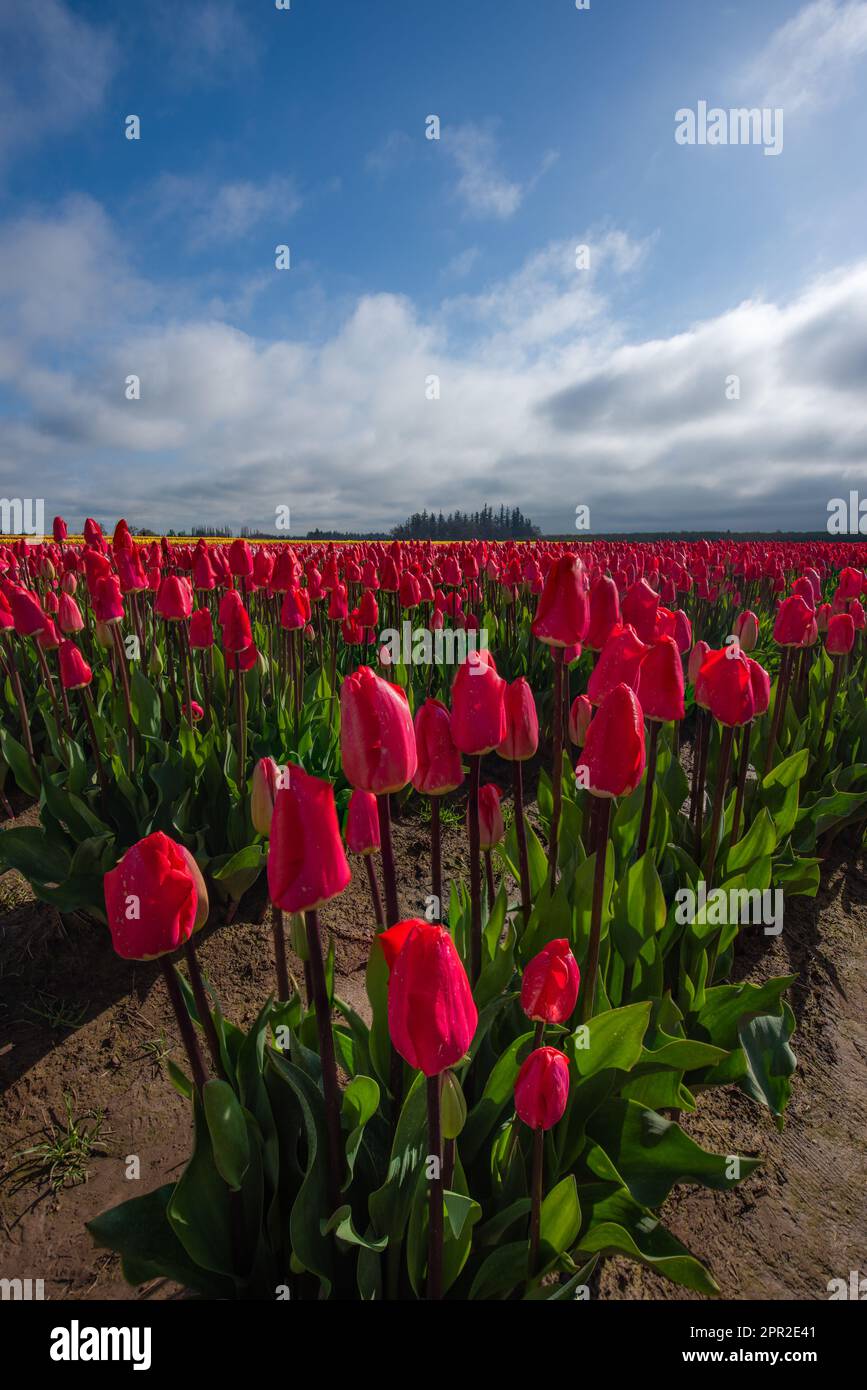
(1, 201), (866, 536)
(0, 0), (118, 168)
(740, 0), (867, 113)
(149, 174), (302, 247)
(446, 124), (557, 220)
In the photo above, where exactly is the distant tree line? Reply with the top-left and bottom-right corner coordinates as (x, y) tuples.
(391, 505), (540, 541)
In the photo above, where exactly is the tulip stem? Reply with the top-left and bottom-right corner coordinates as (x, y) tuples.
(179, 623), (194, 726)
(81, 688), (110, 799)
(763, 648), (793, 777)
(467, 755), (482, 983)
(528, 1126), (544, 1282)
(235, 669), (247, 787)
(548, 648), (565, 889)
(182, 939), (225, 1079)
(484, 848), (496, 911)
(636, 720), (660, 860)
(160, 957), (207, 1092)
(4, 642), (35, 767)
(426, 1074), (444, 1301)
(731, 723), (752, 845)
(198, 649), (212, 729)
(704, 724), (735, 889)
(304, 910), (343, 1212)
(111, 623), (136, 772)
(693, 711), (710, 860)
(34, 642), (63, 734)
(533, 1020), (545, 1048)
(578, 797), (611, 1023)
(430, 796), (443, 915)
(271, 904), (290, 1001)
(513, 761), (532, 925)
(819, 656), (843, 750)
(376, 793), (400, 926)
(364, 854), (385, 930)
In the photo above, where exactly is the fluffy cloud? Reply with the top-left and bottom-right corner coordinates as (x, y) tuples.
(0, 197), (865, 536)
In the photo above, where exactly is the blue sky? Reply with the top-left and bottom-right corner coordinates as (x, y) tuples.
(1, 0), (867, 534)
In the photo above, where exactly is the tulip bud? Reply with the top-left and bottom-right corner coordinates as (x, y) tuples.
(476, 784), (505, 849)
(568, 693), (592, 746)
(439, 1069), (467, 1140)
(688, 639), (711, 687)
(94, 619), (114, 649)
(252, 757), (282, 836)
(734, 610), (759, 652)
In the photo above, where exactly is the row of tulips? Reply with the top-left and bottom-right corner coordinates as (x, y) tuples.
(3, 522), (867, 1297)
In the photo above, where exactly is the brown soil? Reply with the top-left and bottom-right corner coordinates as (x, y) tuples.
(1, 782), (865, 1302)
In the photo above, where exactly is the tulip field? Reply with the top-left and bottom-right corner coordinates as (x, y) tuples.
(2, 523), (867, 1303)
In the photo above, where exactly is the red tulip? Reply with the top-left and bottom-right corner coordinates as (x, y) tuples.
(746, 657), (770, 716)
(636, 635), (685, 722)
(155, 575), (193, 622)
(695, 648), (755, 726)
(586, 573), (620, 651)
(189, 608), (214, 648)
(378, 916), (420, 972)
(91, 575), (124, 624)
(387, 921), (477, 1076)
(827, 612), (855, 656)
(219, 589), (253, 651)
(621, 578), (659, 644)
(228, 538), (253, 577)
(340, 665), (417, 794)
(568, 693), (593, 746)
(531, 555), (589, 648)
(267, 764), (351, 912)
(280, 585), (311, 631)
(413, 697), (464, 795)
(587, 624), (648, 705)
(10, 585), (46, 636)
(837, 566), (863, 600)
(576, 683), (646, 798)
(496, 677), (539, 761)
(58, 639), (92, 690)
(520, 939), (580, 1024)
(773, 594), (814, 648)
(345, 788), (381, 854)
(514, 1046), (570, 1130)
(476, 784), (504, 849)
(104, 832), (198, 960)
(450, 650), (507, 755)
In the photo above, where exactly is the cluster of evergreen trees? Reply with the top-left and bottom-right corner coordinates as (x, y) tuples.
(391, 505), (539, 541)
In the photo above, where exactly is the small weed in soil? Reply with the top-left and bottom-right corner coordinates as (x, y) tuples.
(3, 1094), (112, 1196)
